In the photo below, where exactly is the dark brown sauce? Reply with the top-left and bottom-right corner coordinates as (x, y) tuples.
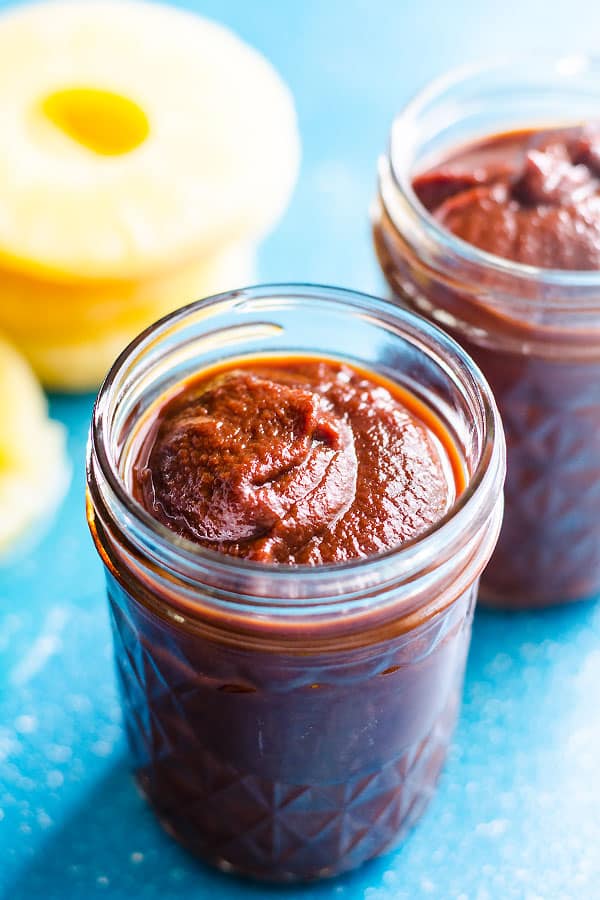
(374, 124), (600, 605)
(414, 125), (600, 270)
(92, 356), (477, 881)
(130, 355), (464, 565)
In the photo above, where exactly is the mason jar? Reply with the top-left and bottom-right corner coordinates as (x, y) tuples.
(374, 56), (600, 608)
(86, 284), (504, 881)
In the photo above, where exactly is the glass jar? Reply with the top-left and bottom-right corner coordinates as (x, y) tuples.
(86, 284), (504, 881)
(373, 56), (600, 608)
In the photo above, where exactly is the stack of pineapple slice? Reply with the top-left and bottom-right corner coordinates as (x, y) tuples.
(0, 0), (300, 390)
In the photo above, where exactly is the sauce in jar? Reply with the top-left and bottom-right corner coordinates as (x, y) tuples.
(414, 126), (600, 269)
(373, 61), (600, 607)
(406, 127), (600, 604)
(131, 357), (463, 563)
(87, 285), (504, 880)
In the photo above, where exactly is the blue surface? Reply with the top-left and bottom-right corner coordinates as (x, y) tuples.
(2, 1), (600, 898)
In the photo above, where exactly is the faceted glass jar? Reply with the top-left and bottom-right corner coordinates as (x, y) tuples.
(373, 56), (600, 608)
(86, 285), (504, 881)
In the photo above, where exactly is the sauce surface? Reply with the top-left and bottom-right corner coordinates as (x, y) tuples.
(414, 126), (600, 269)
(132, 357), (461, 564)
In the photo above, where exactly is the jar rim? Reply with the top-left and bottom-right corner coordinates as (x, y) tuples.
(88, 283), (504, 608)
(388, 53), (600, 297)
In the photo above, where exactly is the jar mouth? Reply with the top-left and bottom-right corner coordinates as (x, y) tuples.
(88, 283), (504, 606)
(388, 53), (600, 298)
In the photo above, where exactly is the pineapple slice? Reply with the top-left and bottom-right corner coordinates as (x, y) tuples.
(0, 242), (256, 391)
(0, 336), (69, 556)
(0, 0), (300, 281)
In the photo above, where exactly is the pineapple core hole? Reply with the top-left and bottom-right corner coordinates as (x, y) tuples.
(41, 87), (149, 156)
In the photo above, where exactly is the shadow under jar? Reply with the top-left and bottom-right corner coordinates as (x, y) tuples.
(86, 285), (504, 881)
(373, 56), (600, 608)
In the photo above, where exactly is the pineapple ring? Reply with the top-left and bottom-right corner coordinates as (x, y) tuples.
(0, 243), (256, 340)
(0, 0), (299, 281)
(2, 242), (256, 391)
(0, 336), (69, 556)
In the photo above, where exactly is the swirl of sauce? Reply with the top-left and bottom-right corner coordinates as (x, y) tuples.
(134, 360), (457, 565)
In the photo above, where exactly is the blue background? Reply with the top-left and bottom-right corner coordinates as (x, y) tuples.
(2, 1), (600, 898)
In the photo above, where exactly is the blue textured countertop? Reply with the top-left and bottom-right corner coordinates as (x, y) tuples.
(2, 2), (600, 898)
